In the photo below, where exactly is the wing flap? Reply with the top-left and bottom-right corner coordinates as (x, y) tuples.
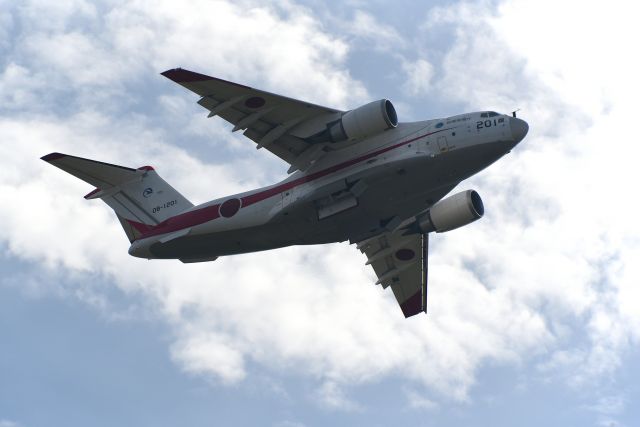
(358, 231), (426, 318)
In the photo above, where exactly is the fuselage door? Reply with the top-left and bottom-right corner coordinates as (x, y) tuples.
(436, 136), (449, 152)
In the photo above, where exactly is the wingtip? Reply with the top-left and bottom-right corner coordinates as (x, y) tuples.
(161, 68), (214, 83)
(41, 152), (66, 162)
(400, 290), (424, 318)
(84, 188), (101, 199)
(161, 68), (251, 89)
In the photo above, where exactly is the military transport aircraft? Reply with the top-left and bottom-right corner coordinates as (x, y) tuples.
(42, 68), (528, 318)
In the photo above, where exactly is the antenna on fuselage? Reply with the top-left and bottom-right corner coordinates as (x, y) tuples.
(512, 108), (521, 118)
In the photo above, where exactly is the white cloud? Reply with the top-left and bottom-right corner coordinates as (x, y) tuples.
(108, 0), (368, 108)
(492, 0), (639, 118)
(315, 380), (361, 411)
(341, 10), (405, 52)
(401, 58), (434, 96)
(405, 388), (439, 411)
(588, 395), (626, 416)
(171, 331), (246, 384)
(420, 0), (640, 394)
(0, 63), (42, 110)
(0, 6), (13, 50)
(585, 394), (627, 427)
(6, 0), (368, 113)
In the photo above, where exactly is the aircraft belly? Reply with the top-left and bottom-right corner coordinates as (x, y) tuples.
(149, 218), (345, 258)
(323, 141), (511, 239)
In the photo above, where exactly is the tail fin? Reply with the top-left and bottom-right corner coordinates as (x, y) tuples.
(41, 152), (193, 242)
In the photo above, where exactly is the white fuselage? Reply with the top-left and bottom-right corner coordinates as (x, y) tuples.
(129, 111), (526, 260)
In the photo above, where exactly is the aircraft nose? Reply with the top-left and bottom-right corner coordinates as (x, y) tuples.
(510, 117), (529, 143)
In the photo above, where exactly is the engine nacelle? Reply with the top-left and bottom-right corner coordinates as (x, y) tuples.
(416, 190), (484, 233)
(329, 99), (398, 142)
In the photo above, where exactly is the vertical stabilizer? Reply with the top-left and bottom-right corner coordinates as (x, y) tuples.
(41, 153), (194, 242)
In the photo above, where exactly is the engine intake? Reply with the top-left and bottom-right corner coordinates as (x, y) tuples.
(329, 99), (398, 142)
(415, 190), (484, 233)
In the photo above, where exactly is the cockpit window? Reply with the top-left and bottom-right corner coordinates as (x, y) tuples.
(481, 111), (500, 118)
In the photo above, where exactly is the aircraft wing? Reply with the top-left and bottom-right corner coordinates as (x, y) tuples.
(161, 68), (343, 169)
(357, 231), (428, 318)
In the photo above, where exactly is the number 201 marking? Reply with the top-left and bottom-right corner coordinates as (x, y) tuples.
(476, 118), (504, 130)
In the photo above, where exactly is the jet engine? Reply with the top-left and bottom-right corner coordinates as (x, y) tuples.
(406, 190), (484, 234)
(329, 99), (398, 142)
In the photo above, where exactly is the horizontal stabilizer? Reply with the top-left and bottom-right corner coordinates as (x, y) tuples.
(41, 152), (141, 189)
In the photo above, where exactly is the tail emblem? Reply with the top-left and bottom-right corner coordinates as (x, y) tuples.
(143, 188), (153, 198)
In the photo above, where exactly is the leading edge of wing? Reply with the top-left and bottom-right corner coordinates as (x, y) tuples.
(160, 67), (342, 114)
(161, 68), (251, 89)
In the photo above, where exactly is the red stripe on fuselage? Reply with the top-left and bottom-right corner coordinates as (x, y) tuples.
(240, 129), (446, 207)
(135, 128), (449, 240)
(129, 204), (221, 237)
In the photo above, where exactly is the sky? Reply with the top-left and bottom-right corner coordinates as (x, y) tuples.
(1, 0), (640, 426)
